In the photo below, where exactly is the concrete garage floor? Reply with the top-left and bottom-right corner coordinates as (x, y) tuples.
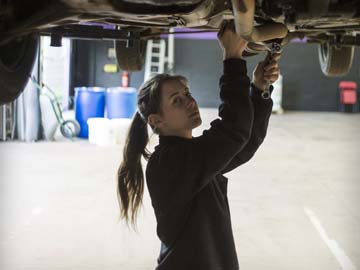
(0, 109), (359, 270)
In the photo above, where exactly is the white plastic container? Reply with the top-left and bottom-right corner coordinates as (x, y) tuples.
(109, 118), (132, 145)
(87, 118), (111, 146)
(87, 117), (132, 146)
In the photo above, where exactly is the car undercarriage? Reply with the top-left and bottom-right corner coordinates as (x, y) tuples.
(1, 0), (360, 104)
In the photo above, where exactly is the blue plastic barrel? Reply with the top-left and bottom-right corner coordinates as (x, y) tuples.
(106, 87), (137, 119)
(74, 87), (105, 138)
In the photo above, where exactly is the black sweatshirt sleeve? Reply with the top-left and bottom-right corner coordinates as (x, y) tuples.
(220, 83), (274, 174)
(148, 58), (254, 208)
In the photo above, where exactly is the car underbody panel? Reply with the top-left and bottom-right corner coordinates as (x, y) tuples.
(1, 0), (360, 43)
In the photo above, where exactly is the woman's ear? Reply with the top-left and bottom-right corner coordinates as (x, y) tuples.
(148, 113), (163, 129)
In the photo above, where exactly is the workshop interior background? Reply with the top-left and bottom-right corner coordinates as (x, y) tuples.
(1, 32), (359, 270)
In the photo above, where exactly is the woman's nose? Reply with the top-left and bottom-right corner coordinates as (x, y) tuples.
(187, 97), (197, 109)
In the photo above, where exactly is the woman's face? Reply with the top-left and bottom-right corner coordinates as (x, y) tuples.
(151, 79), (202, 137)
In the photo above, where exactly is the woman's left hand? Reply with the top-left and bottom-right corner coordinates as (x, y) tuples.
(252, 51), (281, 91)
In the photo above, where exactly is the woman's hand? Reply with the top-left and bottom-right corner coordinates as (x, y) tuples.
(252, 51), (281, 91)
(217, 20), (248, 60)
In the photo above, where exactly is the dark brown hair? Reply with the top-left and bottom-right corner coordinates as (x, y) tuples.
(117, 73), (188, 231)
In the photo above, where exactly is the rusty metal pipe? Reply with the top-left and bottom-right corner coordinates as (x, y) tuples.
(230, 0), (289, 42)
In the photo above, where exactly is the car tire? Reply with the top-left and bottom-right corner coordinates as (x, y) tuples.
(0, 35), (39, 105)
(318, 42), (354, 77)
(115, 39), (147, 71)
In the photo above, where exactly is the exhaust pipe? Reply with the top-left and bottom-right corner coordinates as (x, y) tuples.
(245, 32), (305, 54)
(230, 0), (288, 42)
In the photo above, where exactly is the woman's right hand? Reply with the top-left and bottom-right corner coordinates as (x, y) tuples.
(217, 20), (248, 60)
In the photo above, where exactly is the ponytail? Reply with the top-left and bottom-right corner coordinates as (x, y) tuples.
(117, 111), (151, 231)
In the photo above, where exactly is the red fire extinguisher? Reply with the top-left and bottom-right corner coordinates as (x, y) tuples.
(122, 71), (129, 87)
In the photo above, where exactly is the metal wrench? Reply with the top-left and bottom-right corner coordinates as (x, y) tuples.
(261, 40), (283, 99)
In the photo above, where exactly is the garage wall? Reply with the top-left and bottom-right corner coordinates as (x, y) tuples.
(173, 39), (360, 111)
(70, 40), (145, 97)
(72, 39), (360, 111)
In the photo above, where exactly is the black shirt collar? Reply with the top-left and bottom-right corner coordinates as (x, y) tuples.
(159, 134), (194, 145)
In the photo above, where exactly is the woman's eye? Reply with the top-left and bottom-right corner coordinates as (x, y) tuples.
(173, 91), (191, 104)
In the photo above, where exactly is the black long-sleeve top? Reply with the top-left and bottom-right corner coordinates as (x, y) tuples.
(145, 58), (274, 270)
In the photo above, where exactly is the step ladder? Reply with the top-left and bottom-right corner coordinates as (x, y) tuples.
(144, 39), (166, 81)
(144, 28), (175, 81)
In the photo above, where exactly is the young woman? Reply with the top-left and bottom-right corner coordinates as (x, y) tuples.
(117, 20), (280, 270)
